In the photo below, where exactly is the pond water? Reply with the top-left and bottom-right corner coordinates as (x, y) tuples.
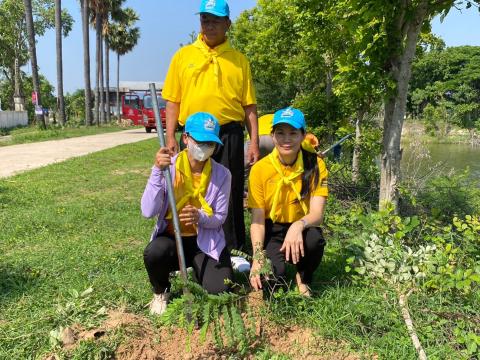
(402, 142), (480, 181)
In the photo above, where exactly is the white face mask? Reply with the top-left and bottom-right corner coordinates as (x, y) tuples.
(188, 140), (215, 161)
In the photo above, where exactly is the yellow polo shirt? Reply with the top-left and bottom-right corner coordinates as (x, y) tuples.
(247, 114), (274, 140)
(162, 34), (256, 126)
(248, 152), (328, 223)
(258, 114), (274, 136)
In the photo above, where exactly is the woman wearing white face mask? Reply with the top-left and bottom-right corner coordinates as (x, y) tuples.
(141, 112), (233, 315)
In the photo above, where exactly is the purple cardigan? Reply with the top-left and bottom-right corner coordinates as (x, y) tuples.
(141, 154), (232, 261)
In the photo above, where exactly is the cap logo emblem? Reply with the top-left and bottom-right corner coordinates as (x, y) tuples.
(281, 108), (294, 118)
(205, 0), (216, 9)
(204, 118), (215, 131)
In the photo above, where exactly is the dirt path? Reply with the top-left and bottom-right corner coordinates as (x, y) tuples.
(0, 129), (156, 179)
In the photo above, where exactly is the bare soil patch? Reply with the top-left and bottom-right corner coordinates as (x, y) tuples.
(50, 306), (361, 359)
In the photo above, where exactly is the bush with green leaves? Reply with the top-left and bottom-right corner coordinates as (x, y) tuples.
(413, 169), (480, 222)
(422, 215), (480, 294)
(344, 208), (436, 288)
(337, 206), (480, 295)
(454, 323), (480, 358)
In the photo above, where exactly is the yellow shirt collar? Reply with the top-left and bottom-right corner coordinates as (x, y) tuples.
(195, 33), (233, 55)
(268, 148), (308, 222)
(174, 150), (213, 217)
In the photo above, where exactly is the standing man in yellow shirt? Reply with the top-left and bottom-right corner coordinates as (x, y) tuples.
(163, 0), (259, 251)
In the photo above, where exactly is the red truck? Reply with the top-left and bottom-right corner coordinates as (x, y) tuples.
(121, 92), (166, 132)
(141, 93), (167, 133)
(121, 93), (143, 125)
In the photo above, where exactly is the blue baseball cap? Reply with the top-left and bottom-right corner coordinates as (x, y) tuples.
(199, 0), (230, 17)
(185, 112), (223, 145)
(272, 107), (306, 130)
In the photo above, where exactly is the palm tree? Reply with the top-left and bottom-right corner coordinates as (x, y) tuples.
(99, 22), (105, 124)
(90, 0), (107, 125)
(91, 1), (134, 125)
(102, 0), (126, 124)
(55, 0), (65, 125)
(107, 8), (140, 122)
(80, 0), (92, 125)
(104, 33), (110, 123)
(23, 0), (45, 128)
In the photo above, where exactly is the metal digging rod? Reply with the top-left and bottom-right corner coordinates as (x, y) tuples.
(149, 83), (189, 292)
(319, 133), (354, 156)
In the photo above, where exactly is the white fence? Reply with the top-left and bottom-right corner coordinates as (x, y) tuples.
(0, 111), (28, 129)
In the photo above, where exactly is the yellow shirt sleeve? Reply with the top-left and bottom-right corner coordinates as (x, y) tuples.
(247, 162), (264, 209)
(258, 114), (274, 136)
(312, 157), (329, 197)
(162, 50), (181, 103)
(242, 58), (257, 107)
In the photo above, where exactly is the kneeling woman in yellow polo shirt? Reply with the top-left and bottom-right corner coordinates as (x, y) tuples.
(248, 107), (328, 296)
(142, 112), (233, 315)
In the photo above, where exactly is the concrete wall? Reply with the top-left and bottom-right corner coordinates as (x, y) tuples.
(0, 111), (28, 129)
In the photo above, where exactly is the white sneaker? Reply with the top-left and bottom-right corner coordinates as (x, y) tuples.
(231, 256), (251, 273)
(149, 292), (170, 315)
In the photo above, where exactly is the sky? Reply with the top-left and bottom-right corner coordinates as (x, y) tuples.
(31, 0), (480, 94)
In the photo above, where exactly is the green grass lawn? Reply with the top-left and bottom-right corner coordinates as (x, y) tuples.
(0, 138), (475, 359)
(0, 124), (137, 147)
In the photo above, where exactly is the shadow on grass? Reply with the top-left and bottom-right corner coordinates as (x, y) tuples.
(311, 248), (352, 289)
(0, 183), (23, 208)
(277, 247), (354, 297)
(0, 264), (42, 304)
(0, 183), (10, 205)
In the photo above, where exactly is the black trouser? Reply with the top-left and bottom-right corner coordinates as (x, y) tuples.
(264, 219), (325, 286)
(212, 122), (245, 250)
(143, 234), (233, 295)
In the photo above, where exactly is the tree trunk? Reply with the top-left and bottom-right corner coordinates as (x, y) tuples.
(94, 14), (101, 126)
(352, 110), (364, 183)
(55, 0), (65, 125)
(379, 2), (428, 211)
(105, 39), (110, 123)
(81, 0), (92, 126)
(23, 0), (45, 128)
(326, 70), (333, 100)
(99, 27), (105, 124)
(116, 53), (121, 122)
(6, 67), (15, 109)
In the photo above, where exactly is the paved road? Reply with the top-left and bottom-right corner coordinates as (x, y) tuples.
(0, 129), (156, 179)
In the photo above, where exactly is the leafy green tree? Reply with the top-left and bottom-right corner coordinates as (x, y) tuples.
(0, 72), (55, 121)
(0, 0), (72, 126)
(230, 0), (350, 136)
(409, 46), (480, 139)
(334, 0), (480, 211)
(65, 89), (86, 123)
(230, 2), (299, 114)
(231, 0), (480, 210)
